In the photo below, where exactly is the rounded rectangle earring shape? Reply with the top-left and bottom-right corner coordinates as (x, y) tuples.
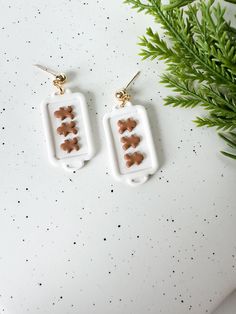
(103, 72), (158, 186)
(36, 65), (95, 171)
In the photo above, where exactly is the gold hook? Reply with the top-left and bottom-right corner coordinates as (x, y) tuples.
(34, 64), (67, 95)
(125, 71), (141, 90)
(115, 71), (141, 107)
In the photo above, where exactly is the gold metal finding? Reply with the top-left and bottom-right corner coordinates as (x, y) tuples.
(53, 73), (67, 95)
(34, 64), (67, 95)
(115, 71), (140, 107)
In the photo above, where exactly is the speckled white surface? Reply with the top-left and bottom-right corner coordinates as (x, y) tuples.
(0, 1), (236, 314)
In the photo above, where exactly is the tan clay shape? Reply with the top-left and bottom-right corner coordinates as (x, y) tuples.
(117, 118), (137, 134)
(60, 137), (80, 153)
(54, 106), (74, 120)
(57, 121), (77, 137)
(121, 135), (141, 150)
(124, 152), (144, 168)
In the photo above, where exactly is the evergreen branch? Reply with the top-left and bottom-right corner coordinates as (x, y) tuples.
(139, 28), (176, 60)
(149, 0), (236, 88)
(161, 75), (236, 118)
(219, 132), (236, 148)
(194, 116), (236, 130)
(165, 95), (200, 108)
(135, 1), (236, 91)
(161, 0), (236, 9)
(161, 0), (195, 10)
(224, 0), (236, 3)
(219, 132), (236, 160)
(203, 86), (236, 112)
(221, 151), (236, 159)
(125, 0), (236, 159)
(124, 0), (154, 13)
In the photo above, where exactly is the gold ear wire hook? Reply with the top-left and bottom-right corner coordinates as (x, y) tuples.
(125, 71), (141, 90)
(115, 71), (141, 107)
(34, 64), (67, 95)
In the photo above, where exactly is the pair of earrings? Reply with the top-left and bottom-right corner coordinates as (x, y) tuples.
(36, 65), (158, 186)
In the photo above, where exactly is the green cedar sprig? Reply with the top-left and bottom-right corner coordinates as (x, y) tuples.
(124, 0), (236, 159)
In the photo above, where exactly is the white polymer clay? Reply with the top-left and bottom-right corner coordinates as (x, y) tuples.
(41, 89), (95, 171)
(103, 102), (158, 186)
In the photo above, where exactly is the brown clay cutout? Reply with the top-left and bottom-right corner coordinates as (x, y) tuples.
(121, 135), (141, 150)
(124, 152), (144, 168)
(54, 106), (74, 120)
(57, 121), (77, 137)
(60, 137), (80, 153)
(117, 118), (137, 134)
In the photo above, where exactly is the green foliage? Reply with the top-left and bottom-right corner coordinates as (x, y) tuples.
(161, 0), (195, 11)
(225, 0), (236, 4)
(124, 0), (236, 159)
(161, 0), (236, 10)
(219, 132), (236, 159)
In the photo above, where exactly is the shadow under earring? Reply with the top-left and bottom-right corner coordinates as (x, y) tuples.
(35, 64), (95, 171)
(103, 71), (158, 187)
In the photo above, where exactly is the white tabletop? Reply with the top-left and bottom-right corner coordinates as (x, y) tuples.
(0, 1), (236, 313)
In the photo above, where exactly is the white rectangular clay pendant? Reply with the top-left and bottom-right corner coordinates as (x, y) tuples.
(41, 89), (95, 171)
(103, 101), (158, 186)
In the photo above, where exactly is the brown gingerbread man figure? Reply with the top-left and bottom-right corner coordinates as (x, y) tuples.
(117, 118), (137, 134)
(60, 137), (80, 153)
(57, 121), (77, 137)
(121, 135), (141, 150)
(124, 152), (144, 168)
(54, 106), (74, 120)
